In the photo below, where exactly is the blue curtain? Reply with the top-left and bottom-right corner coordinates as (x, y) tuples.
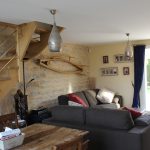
(132, 45), (145, 108)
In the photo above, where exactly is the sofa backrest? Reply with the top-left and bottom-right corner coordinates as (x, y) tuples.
(58, 91), (90, 107)
(86, 108), (134, 130)
(51, 106), (85, 125)
(83, 90), (98, 106)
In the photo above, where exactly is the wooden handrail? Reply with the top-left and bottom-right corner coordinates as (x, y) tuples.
(0, 45), (16, 59)
(0, 55), (16, 73)
(0, 30), (16, 48)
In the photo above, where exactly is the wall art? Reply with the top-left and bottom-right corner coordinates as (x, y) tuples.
(101, 67), (118, 76)
(103, 56), (109, 64)
(123, 67), (129, 75)
(114, 54), (133, 63)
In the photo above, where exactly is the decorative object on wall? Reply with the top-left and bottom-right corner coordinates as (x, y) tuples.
(123, 67), (130, 75)
(103, 56), (109, 64)
(124, 33), (133, 59)
(114, 54), (133, 63)
(34, 54), (86, 75)
(101, 67), (118, 76)
(48, 9), (62, 52)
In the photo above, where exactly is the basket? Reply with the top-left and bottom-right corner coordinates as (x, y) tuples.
(0, 133), (25, 150)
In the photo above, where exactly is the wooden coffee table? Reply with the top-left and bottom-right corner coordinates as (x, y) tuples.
(13, 123), (89, 150)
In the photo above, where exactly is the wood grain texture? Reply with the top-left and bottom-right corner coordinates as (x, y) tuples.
(13, 124), (89, 150)
(0, 113), (18, 131)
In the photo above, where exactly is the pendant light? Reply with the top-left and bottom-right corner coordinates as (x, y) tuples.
(125, 33), (133, 59)
(48, 9), (62, 52)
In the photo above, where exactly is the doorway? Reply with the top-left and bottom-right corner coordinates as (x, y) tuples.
(145, 48), (150, 111)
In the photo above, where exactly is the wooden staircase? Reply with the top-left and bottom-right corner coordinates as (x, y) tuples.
(0, 21), (63, 80)
(17, 21), (63, 60)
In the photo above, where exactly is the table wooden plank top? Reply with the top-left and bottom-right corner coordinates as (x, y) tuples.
(13, 123), (88, 150)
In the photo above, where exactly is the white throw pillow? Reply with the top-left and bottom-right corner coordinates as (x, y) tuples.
(96, 89), (115, 104)
(68, 101), (83, 107)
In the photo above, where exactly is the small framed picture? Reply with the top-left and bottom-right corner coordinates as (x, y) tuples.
(123, 67), (129, 75)
(103, 56), (109, 64)
(114, 54), (133, 63)
(101, 67), (118, 76)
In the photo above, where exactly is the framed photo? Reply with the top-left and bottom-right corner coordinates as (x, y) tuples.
(101, 67), (118, 76)
(103, 56), (109, 64)
(123, 67), (129, 75)
(114, 54), (133, 63)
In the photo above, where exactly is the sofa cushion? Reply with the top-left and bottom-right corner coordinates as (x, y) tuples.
(68, 101), (83, 107)
(83, 90), (98, 106)
(86, 108), (134, 130)
(122, 107), (142, 119)
(74, 91), (89, 106)
(96, 89), (115, 104)
(134, 114), (150, 126)
(51, 106), (85, 125)
(68, 94), (88, 107)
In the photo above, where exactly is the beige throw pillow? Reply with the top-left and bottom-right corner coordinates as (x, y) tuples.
(96, 88), (115, 104)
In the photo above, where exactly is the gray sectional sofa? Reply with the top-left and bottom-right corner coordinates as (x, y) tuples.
(43, 106), (150, 150)
(58, 89), (123, 109)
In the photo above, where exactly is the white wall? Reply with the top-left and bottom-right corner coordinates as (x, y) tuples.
(89, 43), (134, 107)
(89, 40), (150, 107)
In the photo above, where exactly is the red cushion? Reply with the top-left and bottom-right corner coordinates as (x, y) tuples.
(68, 94), (88, 108)
(123, 107), (142, 119)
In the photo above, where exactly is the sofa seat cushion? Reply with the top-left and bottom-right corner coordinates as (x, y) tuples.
(51, 106), (85, 125)
(86, 108), (134, 130)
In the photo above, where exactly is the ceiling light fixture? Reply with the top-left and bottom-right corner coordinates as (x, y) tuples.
(48, 9), (62, 52)
(125, 33), (133, 59)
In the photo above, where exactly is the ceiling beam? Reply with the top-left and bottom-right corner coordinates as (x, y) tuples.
(0, 21), (17, 29)
(35, 21), (64, 33)
(17, 22), (37, 60)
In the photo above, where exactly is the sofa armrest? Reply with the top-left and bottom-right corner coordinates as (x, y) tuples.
(129, 125), (150, 150)
(114, 94), (123, 107)
(58, 95), (69, 105)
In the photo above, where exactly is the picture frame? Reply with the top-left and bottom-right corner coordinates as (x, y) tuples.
(101, 67), (118, 76)
(103, 56), (109, 64)
(123, 67), (129, 75)
(114, 54), (133, 63)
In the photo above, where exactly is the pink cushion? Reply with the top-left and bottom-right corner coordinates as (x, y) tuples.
(123, 107), (142, 119)
(68, 94), (88, 108)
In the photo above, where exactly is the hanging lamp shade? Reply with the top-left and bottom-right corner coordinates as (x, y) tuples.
(48, 9), (62, 52)
(125, 33), (133, 59)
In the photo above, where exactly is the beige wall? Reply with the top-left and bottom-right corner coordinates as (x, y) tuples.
(89, 39), (150, 107)
(25, 43), (90, 110)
